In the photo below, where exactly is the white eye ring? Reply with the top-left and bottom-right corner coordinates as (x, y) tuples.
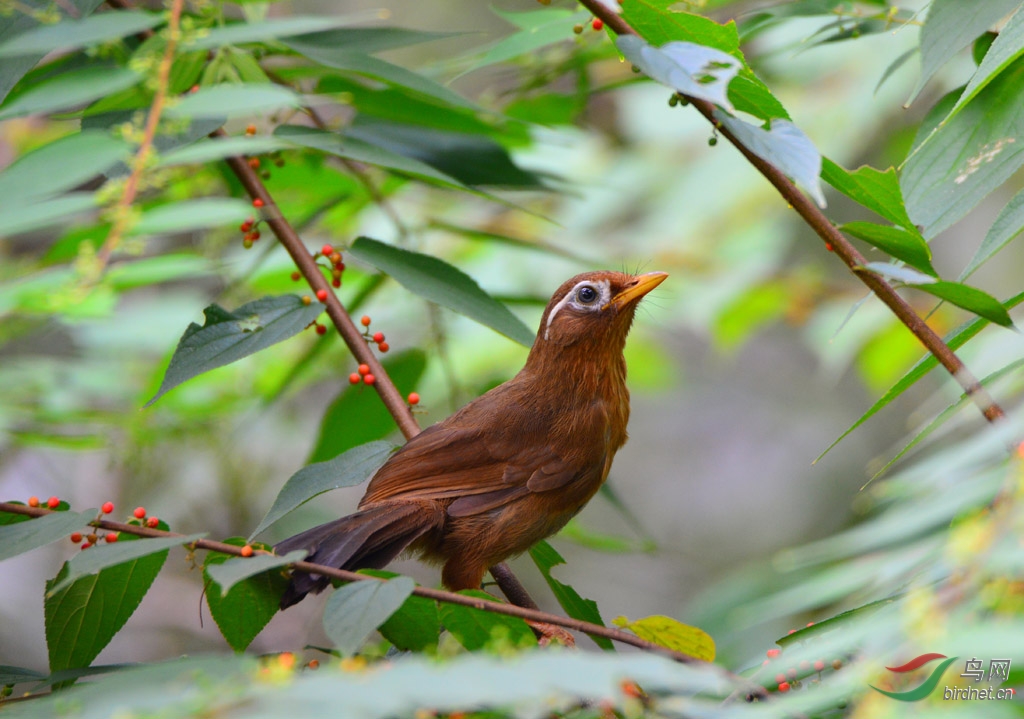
(576, 285), (599, 303)
(544, 279), (611, 339)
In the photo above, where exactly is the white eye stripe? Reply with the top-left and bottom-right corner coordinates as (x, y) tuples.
(544, 279), (611, 340)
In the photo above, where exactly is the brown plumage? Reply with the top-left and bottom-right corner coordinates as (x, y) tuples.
(277, 270), (667, 608)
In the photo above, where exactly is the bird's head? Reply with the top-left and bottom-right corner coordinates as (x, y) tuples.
(529, 271), (668, 357)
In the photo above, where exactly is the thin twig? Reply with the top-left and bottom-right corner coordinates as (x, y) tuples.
(0, 501), (767, 700)
(94, 0), (184, 274)
(576, 0), (1006, 426)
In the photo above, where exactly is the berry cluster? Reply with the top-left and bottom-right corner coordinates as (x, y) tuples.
(320, 244), (346, 289)
(573, 18), (604, 33)
(359, 315), (389, 353)
(759, 624), (845, 693)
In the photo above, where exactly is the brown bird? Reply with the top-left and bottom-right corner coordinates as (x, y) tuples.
(277, 270), (667, 608)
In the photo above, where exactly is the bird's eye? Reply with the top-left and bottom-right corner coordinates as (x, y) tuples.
(576, 286), (598, 304)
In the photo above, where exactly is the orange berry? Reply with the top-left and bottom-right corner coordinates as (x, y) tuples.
(349, 373), (361, 384)
(363, 373), (375, 385)
(372, 332), (385, 343)
(778, 682), (790, 692)
(291, 271), (301, 281)
(105, 532), (118, 543)
(358, 364), (370, 375)
(360, 315), (371, 327)
(102, 501), (114, 514)
(70, 532), (83, 543)
(620, 681), (642, 698)
(252, 198), (264, 208)
(592, 18), (603, 30)
(307, 659), (319, 670)
(377, 342), (389, 353)
(248, 157), (260, 169)
(321, 244), (333, 256)
(87, 533), (98, 544)
(47, 496), (60, 509)
(316, 289), (328, 302)
(28, 496), (39, 507)
(240, 545), (254, 557)
(133, 506), (146, 519)
(301, 296), (311, 305)
(328, 252), (341, 264)
(245, 124), (256, 135)
(832, 659), (843, 670)
(407, 392), (420, 406)
(189, 84), (199, 94)
(146, 516), (159, 528)
(315, 324), (327, 335)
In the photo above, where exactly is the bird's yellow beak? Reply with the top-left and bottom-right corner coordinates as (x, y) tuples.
(607, 271), (668, 310)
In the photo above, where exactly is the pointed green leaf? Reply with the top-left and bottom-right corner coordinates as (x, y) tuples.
(945, 4), (1024, 121)
(204, 539), (289, 652)
(0, 11), (162, 57)
(910, 280), (1015, 328)
(0, 510), (93, 562)
(185, 16), (384, 51)
(840, 222), (935, 275)
(0, 66), (142, 120)
(776, 595), (901, 647)
(249, 440), (395, 540)
(146, 295), (325, 406)
(157, 136), (289, 167)
(350, 237), (534, 346)
(462, 8), (586, 73)
(0, 665), (46, 686)
(285, 26), (458, 55)
(621, 0), (740, 53)
(529, 541), (613, 650)
(359, 569), (440, 652)
(0, 193), (97, 239)
(821, 160), (915, 230)
(439, 590), (536, 650)
(960, 185), (1024, 279)
(322, 577), (416, 656)
(166, 83), (301, 119)
(130, 198), (253, 235)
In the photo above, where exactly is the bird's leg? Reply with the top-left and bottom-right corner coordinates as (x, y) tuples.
(489, 563), (576, 647)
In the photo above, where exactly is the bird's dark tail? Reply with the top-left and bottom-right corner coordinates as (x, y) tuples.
(275, 502), (442, 609)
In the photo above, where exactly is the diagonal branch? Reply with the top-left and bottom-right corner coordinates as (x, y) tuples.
(576, 0), (1005, 426)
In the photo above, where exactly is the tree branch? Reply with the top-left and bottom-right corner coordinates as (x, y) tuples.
(576, 0), (1005, 426)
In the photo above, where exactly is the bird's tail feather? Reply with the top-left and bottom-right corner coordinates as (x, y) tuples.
(276, 502), (441, 609)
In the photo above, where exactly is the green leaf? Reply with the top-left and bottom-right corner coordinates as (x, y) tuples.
(129, 198), (253, 235)
(462, 7), (586, 73)
(185, 16), (387, 51)
(0, 665), (46, 686)
(0, 130), (130, 208)
(146, 295), (325, 406)
(308, 350), (427, 463)
(0, 510), (92, 562)
(612, 614), (715, 662)
(0, 11), (162, 57)
(0, 193), (97, 238)
(157, 135), (289, 167)
(0, 65), (142, 120)
(902, 58), (1024, 238)
(776, 595), (900, 648)
(206, 550), (307, 597)
(840, 222), (935, 275)
(960, 184), (1024, 279)
(716, 113), (826, 207)
(346, 117), (542, 188)
(249, 440), (395, 540)
(106, 254), (216, 291)
(276, 125), (465, 188)
(621, 0), (740, 53)
(322, 577), (416, 656)
(945, 4), (1024, 121)
(616, 36), (742, 112)
(349, 237), (534, 346)
(815, 288), (1024, 461)
(821, 160), (915, 230)
(909, 0), (1020, 103)
(910, 280), (1015, 328)
(166, 83), (301, 119)
(47, 534), (206, 596)
(286, 26), (459, 55)
(360, 570), (440, 652)
(529, 541), (613, 650)
(45, 533), (176, 680)
(204, 539), (289, 652)
(439, 590), (537, 650)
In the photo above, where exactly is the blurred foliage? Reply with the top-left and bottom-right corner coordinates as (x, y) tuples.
(1, 0), (1024, 716)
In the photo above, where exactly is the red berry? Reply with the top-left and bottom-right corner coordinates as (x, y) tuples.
(146, 516), (159, 528)
(315, 324), (327, 335)
(252, 198), (264, 208)
(777, 682), (790, 693)
(291, 271), (301, 281)
(349, 373), (361, 384)
(321, 244), (333, 256)
(240, 545), (254, 558)
(189, 84), (199, 94)
(814, 660), (825, 672)
(308, 659), (320, 670)
(825, 243), (834, 252)
(27, 496), (39, 508)
(358, 364), (370, 375)
(47, 496), (60, 509)
(133, 506), (146, 519)
(407, 392), (420, 406)
(102, 501), (114, 514)
(70, 532), (83, 543)
(336, 261), (345, 271)
(249, 231), (260, 240)
(363, 373), (375, 385)
(248, 157), (260, 169)
(372, 332), (385, 343)
(766, 648), (780, 659)
(620, 681), (642, 699)
(315, 289), (328, 302)
(81, 542), (92, 550)
(332, 278), (341, 288)
(245, 124), (256, 135)
(377, 342), (389, 353)
(360, 315), (371, 327)
(240, 221), (252, 232)
(592, 18), (603, 31)
(105, 532), (118, 543)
